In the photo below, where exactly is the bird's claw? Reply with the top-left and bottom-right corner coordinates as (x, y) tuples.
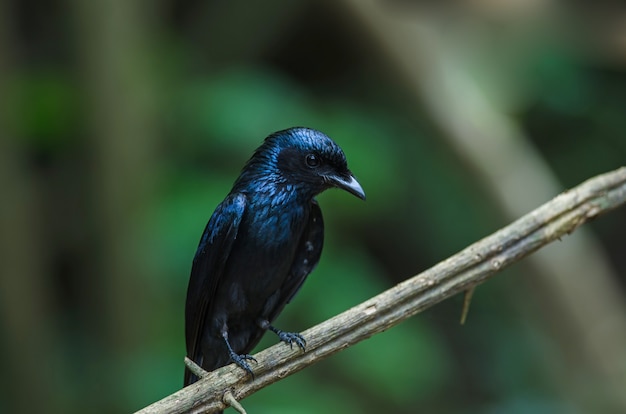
(275, 329), (306, 351)
(230, 352), (257, 378)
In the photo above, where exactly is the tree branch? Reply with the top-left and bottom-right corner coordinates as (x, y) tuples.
(137, 166), (626, 414)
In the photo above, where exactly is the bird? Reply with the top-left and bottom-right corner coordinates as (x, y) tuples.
(184, 127), (365, 389)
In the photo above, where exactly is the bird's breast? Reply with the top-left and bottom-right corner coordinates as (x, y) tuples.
(246, 194), (308, 246)
(220, 197), (310, 313)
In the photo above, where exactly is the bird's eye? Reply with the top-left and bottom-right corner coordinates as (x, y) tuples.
(305, 153), (321, 168)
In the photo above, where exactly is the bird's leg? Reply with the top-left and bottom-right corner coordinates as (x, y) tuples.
(221, 329), (256, 377)
(258, 319), (306, 351)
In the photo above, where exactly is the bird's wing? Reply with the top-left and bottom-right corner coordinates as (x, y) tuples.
(269, 199), (324, 321)
(184, 192), (247, 384)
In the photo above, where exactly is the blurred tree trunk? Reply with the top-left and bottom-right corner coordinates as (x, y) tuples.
(69, 0), (159, 409)
(0, 1), (62, 412)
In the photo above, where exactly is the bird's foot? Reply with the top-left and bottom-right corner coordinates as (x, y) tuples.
(269, 326), (306, 351)
(229, 352), (257, 378)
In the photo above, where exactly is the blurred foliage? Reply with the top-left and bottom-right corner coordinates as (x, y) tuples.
(1, 1), (625, 413)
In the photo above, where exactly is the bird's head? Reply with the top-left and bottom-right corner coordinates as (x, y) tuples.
(241, 127), (366, 201)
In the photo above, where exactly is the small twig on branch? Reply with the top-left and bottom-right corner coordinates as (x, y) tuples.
(459, 286), (476, 325)
(184, 357), (208, 379)
(137, 166), (626, 414)
(222, 391), (247, 414)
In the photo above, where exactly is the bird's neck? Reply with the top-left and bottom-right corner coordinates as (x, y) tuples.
(234, 170), (317, 204)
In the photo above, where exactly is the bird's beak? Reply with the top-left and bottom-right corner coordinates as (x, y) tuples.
(332, 174), (366, 200)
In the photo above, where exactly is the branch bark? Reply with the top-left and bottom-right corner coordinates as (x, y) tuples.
(137, 166), (626, 414)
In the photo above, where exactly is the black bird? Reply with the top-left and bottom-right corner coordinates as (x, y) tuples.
(184, 127), (365, 388)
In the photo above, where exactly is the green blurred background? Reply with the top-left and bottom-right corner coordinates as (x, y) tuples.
(1, 1), (626, 413)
